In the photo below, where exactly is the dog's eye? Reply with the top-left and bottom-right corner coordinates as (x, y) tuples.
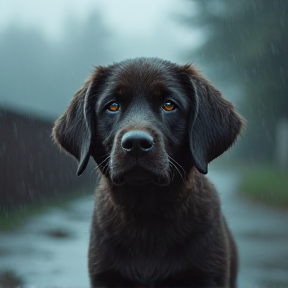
(107, 102), (120, 112)
(162, 101), (176, 112)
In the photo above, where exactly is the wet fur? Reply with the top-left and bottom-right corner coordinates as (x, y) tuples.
(53, 58), (244, 287)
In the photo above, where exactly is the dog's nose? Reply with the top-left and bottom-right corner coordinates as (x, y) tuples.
(121, 130), (154, 158)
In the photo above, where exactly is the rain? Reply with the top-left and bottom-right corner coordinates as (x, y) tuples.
(0, 0), (288, 287)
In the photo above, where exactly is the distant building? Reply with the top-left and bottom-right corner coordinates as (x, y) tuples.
(0, 108), (94, 210)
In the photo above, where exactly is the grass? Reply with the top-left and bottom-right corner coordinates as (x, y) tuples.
(0, 270), (24, 287)
(0, 203), (51, 232)
(0, 188), (94, 232)
(240, 165), (288, 208)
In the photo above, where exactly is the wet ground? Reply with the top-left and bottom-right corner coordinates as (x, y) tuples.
(0, 169), (288, 287)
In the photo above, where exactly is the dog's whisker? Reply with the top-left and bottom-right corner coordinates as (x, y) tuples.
(168, 156), (186, 181)
(90, 166), (98, 180)
(90, 155), (111, 178)
(169, 159), (185, 184)
(98, 155), (111, 169)
(90, 157), (109, 179)
(168, 156), (186, 174)
(100, 153), (110, 160)
(102, 161), (110, 175)
(168, 163), (175, 181)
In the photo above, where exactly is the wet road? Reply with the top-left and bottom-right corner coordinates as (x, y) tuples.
(0, 169), (288, 287)
(210, 170), (288, 287)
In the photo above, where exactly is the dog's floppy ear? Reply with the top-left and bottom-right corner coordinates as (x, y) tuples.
(179, 65), (244, 174)
(53, 67), (108, 176)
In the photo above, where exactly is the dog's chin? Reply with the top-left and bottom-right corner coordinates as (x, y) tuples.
(111, 166), (171, 187)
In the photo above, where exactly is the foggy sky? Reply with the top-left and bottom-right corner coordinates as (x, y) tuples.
(0, 0), (203, 119)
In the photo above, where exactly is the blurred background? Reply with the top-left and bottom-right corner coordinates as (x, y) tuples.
(0, 0), (287, 287)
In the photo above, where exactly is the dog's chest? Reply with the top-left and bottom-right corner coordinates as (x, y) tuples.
(97, 218), (192, 283)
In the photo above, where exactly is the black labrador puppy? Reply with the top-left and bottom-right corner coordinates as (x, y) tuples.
(53, 58), (244, 287)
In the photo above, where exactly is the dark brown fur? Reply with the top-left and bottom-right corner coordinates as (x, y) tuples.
(53, 58), (244, 287)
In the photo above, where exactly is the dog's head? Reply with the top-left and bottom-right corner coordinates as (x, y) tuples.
(53, 58), (244, 186)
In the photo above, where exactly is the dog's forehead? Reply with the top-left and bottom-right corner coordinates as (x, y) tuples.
(110, 58), (178, 90)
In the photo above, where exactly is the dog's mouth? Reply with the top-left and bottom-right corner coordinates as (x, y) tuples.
(111, 164), (170, 186)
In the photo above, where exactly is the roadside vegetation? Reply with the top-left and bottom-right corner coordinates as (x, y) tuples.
(0, 270), (24, 287)
(0, 189), (93, 232)
(240, 165), (288, 208)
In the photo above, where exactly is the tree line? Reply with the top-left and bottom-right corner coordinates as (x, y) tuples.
(185, 0), (288, 165)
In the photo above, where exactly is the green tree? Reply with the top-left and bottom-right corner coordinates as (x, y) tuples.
(186, 0), (288, 163)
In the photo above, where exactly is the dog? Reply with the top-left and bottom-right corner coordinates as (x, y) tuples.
(53, 57), (244, 287)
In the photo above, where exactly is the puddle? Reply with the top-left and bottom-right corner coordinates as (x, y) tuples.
(44, 228), (74, 239)
(0, 196), (94, 286)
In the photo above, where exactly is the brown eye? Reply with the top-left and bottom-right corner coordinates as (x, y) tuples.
(162, 101), (176, 112)
(107, 102), (120, 112)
